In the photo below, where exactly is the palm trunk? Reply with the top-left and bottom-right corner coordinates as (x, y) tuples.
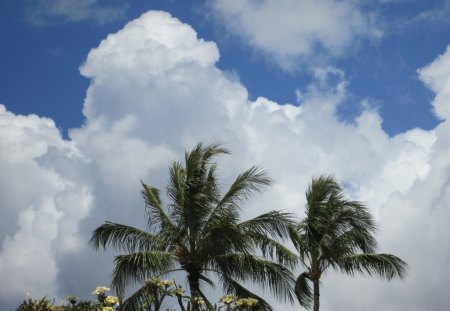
(188, 270), (201, 311)
(313, 279), (320, 311)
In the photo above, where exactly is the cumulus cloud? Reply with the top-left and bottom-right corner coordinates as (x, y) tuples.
(209, 0), (382, 69)
(0, 106), (92, 308)
(1, 10), (450, 310)
(26, 0), (126, 25)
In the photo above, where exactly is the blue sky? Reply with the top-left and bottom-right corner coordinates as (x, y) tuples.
(1, 0), (448, 137)
(1, 1), (450, 310)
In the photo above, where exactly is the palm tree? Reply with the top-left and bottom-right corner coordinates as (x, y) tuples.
(90, 143), (297, 310)
(290, 175), (407, 311)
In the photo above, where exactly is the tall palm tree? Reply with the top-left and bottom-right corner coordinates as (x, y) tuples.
(290, 175), (407, 311)
(91, 143), (297, 310)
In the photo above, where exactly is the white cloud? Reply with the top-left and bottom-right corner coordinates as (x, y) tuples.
(209, 0), (382, 69)
(1, 10), (450, 310)
(26, 0), (126, 25)
(419, 45), (450, 120)
(0, 106), (92, 308)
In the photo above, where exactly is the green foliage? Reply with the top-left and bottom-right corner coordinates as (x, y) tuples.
(119, 277), (188, 311)
(16, 286), (120, 311)
(16, 288), (264, 311)
(15, 297), (55, 311)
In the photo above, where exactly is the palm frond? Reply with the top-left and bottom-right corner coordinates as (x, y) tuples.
(199, 274), (216, 289)
(335, 253), (408, 280)
(305, 175), (341, 216)
(185, 142), (230, 168)
(245, 231), (298, 268)
(199, 166), (273, 238)
(167, 161), (186, 223)
(239, 210), (294, 239)
(141, 182), (177, 233)
(198, 288), (215, 311)
(118, 280), (158, 311)
(288, 223), (311, 267)
(181, 143), (225, 245)
(112, 251), (175, 292)
(294, 272), (313, 310)
(197, 223), (251, 259)
(213, 253), (295, 303)
(219, 166), (273, 208)
(90, 222), (167, 253)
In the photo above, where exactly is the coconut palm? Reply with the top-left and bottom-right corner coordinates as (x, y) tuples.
(290, 175), (407, 311)
(90, 143), (297, 311)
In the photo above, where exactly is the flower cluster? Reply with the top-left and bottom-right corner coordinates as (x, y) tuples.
(218, 295), (259, 310)
(146, 277), (176, 290)
(105, 295), (120, 306)
(193, 296), (205, 305)
(91, 286), (120, 309)
(220, 295), (238, 305)
(91, 286), (110, 295)
(15, 296), (55, 311)
(237, 297), (259, 307)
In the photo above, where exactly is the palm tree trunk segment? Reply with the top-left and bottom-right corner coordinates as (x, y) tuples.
(188, 270), (201, 311)
(313, 279), (320, 311)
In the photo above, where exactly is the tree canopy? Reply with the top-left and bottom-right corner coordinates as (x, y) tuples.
(290, 175), (408, 311)
(91, 143), (297, 310)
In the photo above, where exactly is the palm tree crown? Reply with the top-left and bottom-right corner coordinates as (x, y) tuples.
(90, 143), (297, 310)
(290, 175), (407, 311)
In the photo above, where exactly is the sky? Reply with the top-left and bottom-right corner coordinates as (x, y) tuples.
(0, 0), (449, 310)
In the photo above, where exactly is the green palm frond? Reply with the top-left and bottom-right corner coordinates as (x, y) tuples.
(219, 166), (273, 207)
(335, 253), (408, 280)
(112, 251), (175, 291)
(200, 166), (272, 238)
(197, 223), (251, 258)
(199, 274), (216, 289)
(167, 161), (186, 221)
(141, 182), (176, 232)
(90, 222), (167, 253)
(288, 223), (311, 267)
(294, 272), (313, 310)
(118, 280), (157, 311)
(185, 143), (230, 170)
(198, 289), (215, 311)
(245, 231), (298, 268)
(181, 144), (224, 244)
(305, 175), (341, 214)
(239, 210), (294, 239)
(330, 226), (378, 257)
(213, 253), (295, 303)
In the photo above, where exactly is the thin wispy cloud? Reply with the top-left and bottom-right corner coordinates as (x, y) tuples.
(26, 0), (126, 25)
